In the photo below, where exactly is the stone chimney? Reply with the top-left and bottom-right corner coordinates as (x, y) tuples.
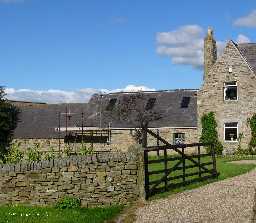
(204, 27), (217, 80)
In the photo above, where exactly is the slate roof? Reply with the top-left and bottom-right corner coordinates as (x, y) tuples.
(236, 43), (256, 73)
(13, 90), (198, 139)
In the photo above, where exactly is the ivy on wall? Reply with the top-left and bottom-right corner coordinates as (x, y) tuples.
(248, 114), (256, 154)
(200, 112), (223, 155)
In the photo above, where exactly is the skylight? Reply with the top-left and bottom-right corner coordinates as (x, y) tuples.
(181, 97), (190, 108)
(145, 98), (156, 110)
(106, 98), (117, 111)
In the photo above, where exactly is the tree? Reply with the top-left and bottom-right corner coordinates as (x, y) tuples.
(103, 92), (162, 146)
(0, 87), (20, 159)
(200, 112), (223, 155)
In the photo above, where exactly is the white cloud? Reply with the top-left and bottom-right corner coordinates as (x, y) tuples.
(234, 10), (256, 27)
(108, 84), (155, 93)
(5, 85), (155, 104)
(156, 25), (249, 69)
(156, 25), (225, 69)
(236, 34), (251, 43)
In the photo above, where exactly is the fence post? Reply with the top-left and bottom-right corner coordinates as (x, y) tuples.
(142, 127), (148, 148)
(211, 144), (217, 177)
(182, 147), (185, 185)
(144, 150), (150, 199)
(198, 145), (201, 178)
(164, 148), (168, 191)
(157, 129), (160, 157)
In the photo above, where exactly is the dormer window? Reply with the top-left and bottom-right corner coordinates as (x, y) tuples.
(181, 96), (191, 108)
(106, 98), (117, 111)
(145, 98), (156, 110)
(224, 81), (237, 101)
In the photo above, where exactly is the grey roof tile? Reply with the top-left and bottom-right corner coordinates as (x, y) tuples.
(13, 90), (198, 139)
(237, 43), (256, 73)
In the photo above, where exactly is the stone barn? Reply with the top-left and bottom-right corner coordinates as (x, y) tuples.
(11, 90), (198, 153)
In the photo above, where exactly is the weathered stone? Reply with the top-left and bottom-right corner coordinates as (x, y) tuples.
(198, 34), (256, 153)
(68, 164), (78, 172)
(0, 150), (143, 207)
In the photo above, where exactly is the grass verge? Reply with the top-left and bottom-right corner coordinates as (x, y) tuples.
(0, 205), (122, 223)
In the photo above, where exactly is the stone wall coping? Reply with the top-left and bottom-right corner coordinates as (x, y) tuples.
(0, 151), (138, 174)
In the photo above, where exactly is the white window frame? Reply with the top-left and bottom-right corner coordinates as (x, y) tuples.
(224, 122), (238, 142)
(224, 81), (238, 101)
(173, 133), (185, 145)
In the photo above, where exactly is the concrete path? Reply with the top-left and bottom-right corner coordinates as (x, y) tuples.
(135, 169), (256, 223)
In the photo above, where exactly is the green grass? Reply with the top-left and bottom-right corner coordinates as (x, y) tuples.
(147, 155), (256, 200)
(0, 205), (122, 223)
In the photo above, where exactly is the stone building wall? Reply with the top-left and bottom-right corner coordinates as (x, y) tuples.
(13, 128), (198, 154)
(0, 148), (144, 207)
(198, 40), (256, 153)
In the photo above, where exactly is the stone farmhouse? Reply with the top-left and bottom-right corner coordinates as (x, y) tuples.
(10, 28), (256, 154)
(198, 28), (256, 154)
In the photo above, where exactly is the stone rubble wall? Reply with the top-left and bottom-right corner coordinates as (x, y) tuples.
(13, 128), (198, 154)
(198, 41), (256, 154)
(0, 148), (143, 207)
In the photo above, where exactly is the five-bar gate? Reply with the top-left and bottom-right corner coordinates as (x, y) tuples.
(144, 129), (219, 199)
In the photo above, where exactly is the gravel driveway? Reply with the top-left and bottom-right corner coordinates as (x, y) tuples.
(135, 169), (256, 223)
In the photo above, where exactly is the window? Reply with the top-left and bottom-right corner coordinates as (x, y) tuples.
(145, 98), (156, 110)
(224, 122), (238, 141)
(106, 98), (117, 111)
(173, 133), (185, 145)
(224, 81), (237, 101)
(181, 97), (191, 108)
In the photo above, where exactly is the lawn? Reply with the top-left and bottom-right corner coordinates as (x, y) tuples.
(0, 205), (122, 223)
(147, 155), (256, 200)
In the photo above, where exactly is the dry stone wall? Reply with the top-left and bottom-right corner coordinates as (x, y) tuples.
(0, 148), (143, 207)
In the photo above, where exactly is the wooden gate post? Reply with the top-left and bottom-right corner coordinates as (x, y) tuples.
(198, 145), (201, 178)
(142, 127), (148, 148)
(211, 144), (217, 177)
(144, 149), (149, 199)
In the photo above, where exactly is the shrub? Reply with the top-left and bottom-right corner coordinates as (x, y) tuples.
(79, 145), (93, 155)
(55, 196), (81, 209)
(248, 114), (256, 154)
(64, 144), (72, 156)
(27, 143), (41, 162)
(4, 141), (24, 164)
(44, 147), (56, 161)
(234, 133), (248, 155)
(200, 112), (223, 155)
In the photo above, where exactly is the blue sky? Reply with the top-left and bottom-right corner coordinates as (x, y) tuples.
(1, 0), (256, 103)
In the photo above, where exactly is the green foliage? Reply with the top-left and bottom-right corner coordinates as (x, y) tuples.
(64, 144), (72, 156)
(44, 147), (56, 161)
(4, 141), (24, 164)
(0, 205), (122, 223)
(200, 112), (223, 155)
(55, 196), (81, 209)
(0, 87), (20, 159)
(79, 145), (93, 155)
(27, 143), (41, 162)
(234, 133), (248, 155)
(148, 155), (256, 200)
(248, 114), (256, 154)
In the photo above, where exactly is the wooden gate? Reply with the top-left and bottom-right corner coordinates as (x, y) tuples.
(144, 129), (219, 199)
